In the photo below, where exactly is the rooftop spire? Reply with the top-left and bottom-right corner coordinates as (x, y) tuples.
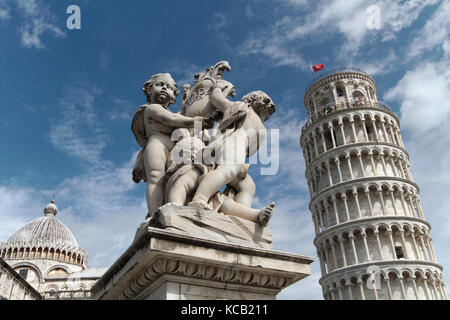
(44, 199), (58, 216)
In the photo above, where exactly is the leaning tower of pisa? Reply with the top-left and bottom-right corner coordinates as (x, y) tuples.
(299, 68), (446, 300)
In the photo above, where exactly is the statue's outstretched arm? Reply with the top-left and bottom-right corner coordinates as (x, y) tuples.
(146, 104), (202, 128)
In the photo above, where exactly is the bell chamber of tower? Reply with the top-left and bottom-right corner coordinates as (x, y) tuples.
(299, 68), (446, 300)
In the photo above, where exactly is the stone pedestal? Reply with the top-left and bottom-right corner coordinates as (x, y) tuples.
(91, 206), (314, 300)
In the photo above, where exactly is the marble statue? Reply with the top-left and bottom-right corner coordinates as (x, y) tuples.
(132, 62), (277, 228)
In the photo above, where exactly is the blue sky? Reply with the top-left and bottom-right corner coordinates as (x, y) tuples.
(0, 0), (449, 299)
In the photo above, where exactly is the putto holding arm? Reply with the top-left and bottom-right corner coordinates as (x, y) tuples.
(132, 62), (277, 235)
(131, 73), (211, 217)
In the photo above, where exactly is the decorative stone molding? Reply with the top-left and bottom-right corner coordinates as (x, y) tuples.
(92, 226), (314, 300)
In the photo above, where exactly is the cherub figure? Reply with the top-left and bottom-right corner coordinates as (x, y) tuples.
(164, 136), (275, 226)
(188, 82), (277, 226)
(131, 73), (211, 217)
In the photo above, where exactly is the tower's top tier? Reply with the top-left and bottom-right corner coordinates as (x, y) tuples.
(304, 68), (390, 122)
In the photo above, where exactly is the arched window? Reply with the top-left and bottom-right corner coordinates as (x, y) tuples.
(47, 268), (69, 276)
(336, 84), (345, 98)
(352, 91), (366, 106)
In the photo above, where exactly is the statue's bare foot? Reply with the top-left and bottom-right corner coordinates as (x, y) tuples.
(258, 202), (275, 227)
(188, 200), (213, 211)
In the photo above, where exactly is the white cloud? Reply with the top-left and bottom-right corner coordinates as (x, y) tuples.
(408, 1), (450, 58)
(0, 185), (44, 243)
(0, 0), (10, 21)
(238, 0), (438, 67)
(385, 60), (450, 135)
(50, 81), (108, 166)
(2, 0), (66, 49)
(238, 28), (308, 70)
(20, 16), (65, 49)
(384, 58), (450, 294)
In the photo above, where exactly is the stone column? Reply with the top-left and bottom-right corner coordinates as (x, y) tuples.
(337, 285), (343, 300)
(357, 153), (365, 177)
(346, 283), (354, 300)
(338, 236), (347, 267)
(328, 124), (337, 149)
(381, 121), (389, 143)
(419, 235), (429, 261)
(369, 152), (377, 176)
(390, 155), (398, 177)
(318, 249), (327, 275)
(371, 119), (379, 141)
(387, 124), (396, 145)
(410, 231), (421, 260)
(399, 278), (407, 299)
(346, 154), (354, 179)
(399, 230), (408, 259)
(432, 281), (440, 300)
(361, 232), (371, 262)
(335, 157), (343, 183)
(312, 99), (318, 118)
(365, 188), (374, 217)
(350, 120), (358, 143)
(324, 244), (332, 272)
(353, 189), (362, 218)
(378, 188), (387, 216)
(339, 121), (347, 145)
(387, 229), (397, 260)
(318, 209), (325, 231)
(349, 234), (359, 264)
(397, 160), (406, 179)
(415, 197), (425, 220)
(330, 241), (339, 270)
(331, 196), (340, 224)
(399, 191), (409, 217)
(411, 278), (419, 300)
(312, 133), (319, 158)
(374, 230), (383, 260)
(385, 278), (393, 299)
(428, 237), (437, 262)
(324, 204), (331, 229)
(320, 129), (327, 152)
(342, 194), (350, 221)
(358, 279), (366, 300)
(389, 189), (399, 216)
(313, 213), (320, 234)
(326, 163), (333, 187)
(361, 119), (369, 141)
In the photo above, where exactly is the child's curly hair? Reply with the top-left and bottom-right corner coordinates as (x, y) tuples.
(242, 90), (276, 117)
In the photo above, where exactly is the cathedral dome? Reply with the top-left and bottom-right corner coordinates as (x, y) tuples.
(0, 200), (87, 267)
(6, 219), (78, 250)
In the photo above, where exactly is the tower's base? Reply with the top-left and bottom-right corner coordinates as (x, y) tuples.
(92, 207), (314, 300)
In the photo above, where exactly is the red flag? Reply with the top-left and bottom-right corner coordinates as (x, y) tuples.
(312, 64), (324, 72)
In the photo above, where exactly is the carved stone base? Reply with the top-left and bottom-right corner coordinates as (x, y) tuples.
(92, 224), (314, 300)
(140, 204), (273, 250)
